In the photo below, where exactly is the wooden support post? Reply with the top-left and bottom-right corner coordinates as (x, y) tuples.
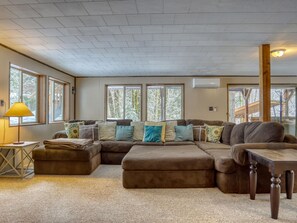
(259, 44), (271, 122)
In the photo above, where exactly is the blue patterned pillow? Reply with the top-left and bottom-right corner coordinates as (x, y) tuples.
(115, 126), (134, 141)
(175, 125), (194, 141)
(143, 126), (162, 142)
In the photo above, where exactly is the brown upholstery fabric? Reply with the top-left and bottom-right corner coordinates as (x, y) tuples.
(107, 119), (132, 126)
(123, 170), (214, 188)
(220, 122), (235, 145)
(176, 119), (187, 126)
(34, 154), (100, 175)
(164, 141), (195, 146)
(101, 152), (127, 164)
(186, 119), (223, 126)
(230, 122), (248, 146)
(244, 122), (285, 143)
(100, 141), (134, 153)
(196, 141), (230, 151)
(133, 141), (163, 146)
(122, 145), (214, 171)
(231, 143), (297, 166)
(284, 134), (297, 143)
(33, 144), (101, 161)
(69, 120), (97, 125)
(204, 149), (236, 174)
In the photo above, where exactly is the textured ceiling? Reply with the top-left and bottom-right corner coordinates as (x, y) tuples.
(0, 0), (297, 77)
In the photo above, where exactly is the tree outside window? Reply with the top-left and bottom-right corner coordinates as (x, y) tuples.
(9, 66), (39, 125)
(147, 85), (183, 121)
(49, 79), (65, 122)
(107, 85), (141, 121)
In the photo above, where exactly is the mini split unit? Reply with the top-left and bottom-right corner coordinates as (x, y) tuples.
(192, 78), (220, 88)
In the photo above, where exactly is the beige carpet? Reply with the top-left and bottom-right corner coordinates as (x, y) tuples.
(1, 165), (297, 223)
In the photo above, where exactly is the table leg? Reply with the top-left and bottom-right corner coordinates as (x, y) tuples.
(286, 170), (294, 199)
(270, 174), (281, 219)
(249, 161), (257, 200)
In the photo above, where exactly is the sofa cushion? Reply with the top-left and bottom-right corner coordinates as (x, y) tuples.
(107, 119), (132, 126)
(116, 126), (134, 141)
(244, 122), (285, 143)
(205, 124), (224, 143)
(133, 141), (163, 146)
(221, 122), (235, 145)
(143, 126), (162, 142)
(122, 145), (214, 171)
(164, 141), (195, 146)
(145, 121), (166, 142)
(193, 125), (206, 141)
(53, 130), (67, 139)
(230, 122), (247, 146)
(32, 143), (101, 161)
(64, 122), (84, 138)
(79, 124), (98, 141)
(175, 125), (194, 141)
(165, 120), (177, 141)
(98, 122), (116, 141)
(196, 141), (231, 151)
(203, 149), (236, 174)
(100, 141), (134, 153)
(186, 119), (223, 126)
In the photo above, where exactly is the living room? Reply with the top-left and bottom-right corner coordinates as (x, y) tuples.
(1, 0), (297, 222)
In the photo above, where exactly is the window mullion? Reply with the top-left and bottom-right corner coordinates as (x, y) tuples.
(123, 86), (126, 119)
(53, 81), (56, 122)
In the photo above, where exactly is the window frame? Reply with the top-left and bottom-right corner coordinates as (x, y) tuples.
(146, 84), (185, 121)
(48, 77), (68, 123)
(105, 84), (143, 121)
(9, 64), (43, 126)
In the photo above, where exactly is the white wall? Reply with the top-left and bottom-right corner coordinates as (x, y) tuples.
(0, 45), (75, 144)
(76, 76), (297, 122)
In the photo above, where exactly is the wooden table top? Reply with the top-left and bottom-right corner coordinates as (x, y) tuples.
(246, 149), (297, 163)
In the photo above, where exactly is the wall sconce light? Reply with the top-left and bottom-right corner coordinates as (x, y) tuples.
(271, 49), (286, 58)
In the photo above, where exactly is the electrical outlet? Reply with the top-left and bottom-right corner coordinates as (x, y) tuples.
(0, 100), (4, 107)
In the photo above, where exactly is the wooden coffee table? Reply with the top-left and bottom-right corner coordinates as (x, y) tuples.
(246, 149), (297, 219)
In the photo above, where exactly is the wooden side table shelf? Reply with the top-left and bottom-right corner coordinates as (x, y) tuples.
(0, 141), (40, 178)
(247, 149), (297, 219)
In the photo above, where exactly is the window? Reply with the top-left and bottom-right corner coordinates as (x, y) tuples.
(228, 85), (296, 135)
(9, 65), (40, 125)
(147, 85), (184, 121)
(106, 85), (141, 121)
(49, 78), (66, 122)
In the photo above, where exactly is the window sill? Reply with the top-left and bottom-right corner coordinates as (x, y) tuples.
(9, 122), (46, 127)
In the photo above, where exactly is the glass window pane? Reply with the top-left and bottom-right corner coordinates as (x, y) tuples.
(147, 86), (162, 121)
(107, 86), (124, 119)
(49, 80), (54, 123)
(22, 73), (38, 123)
(54, 82), (64, 121)
(165, 86), (183, 120)
(125, 86), (141, 121)
(9, 68), (21, 125)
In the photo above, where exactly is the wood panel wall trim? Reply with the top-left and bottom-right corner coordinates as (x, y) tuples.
(259, 44), (271, 122)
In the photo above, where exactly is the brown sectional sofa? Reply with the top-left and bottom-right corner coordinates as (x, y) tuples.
(33, 119), (297, 194)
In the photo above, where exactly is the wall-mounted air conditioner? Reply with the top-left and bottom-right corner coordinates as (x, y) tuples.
(192, 78), (220, 88)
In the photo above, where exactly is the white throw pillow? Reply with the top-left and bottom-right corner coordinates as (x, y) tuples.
(98, 122), (116, 141)
(165, 121), (177, 141)
(131, 121), (144, 141)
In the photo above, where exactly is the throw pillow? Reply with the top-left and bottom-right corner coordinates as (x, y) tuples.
(98, 122), (117, 141)
(79, 124), (98, 141)
(131, 121), (144, 141)
(143, 126), (162, 143)
(175, 125), (194, 141)
(64, 122), (84, 138)
(144, 121), (166, 142)
(116, 126), (134, 141)
(205, 124), (224, 143)
(165, 121), (177, 141)
(193, 125), (206, 141)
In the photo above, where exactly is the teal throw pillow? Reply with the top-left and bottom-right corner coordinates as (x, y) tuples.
(175, 124), (194, 141)
(143, 126), (162, 142)
(115, 126), (134, 141)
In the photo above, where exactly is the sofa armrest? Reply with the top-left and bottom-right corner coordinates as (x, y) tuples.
(284, 134), (297, 143)
(231, 143), (297, 166)
(53, 130), (68, 139)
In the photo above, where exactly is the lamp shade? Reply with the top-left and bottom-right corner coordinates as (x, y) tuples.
(4, 102), (34, 117)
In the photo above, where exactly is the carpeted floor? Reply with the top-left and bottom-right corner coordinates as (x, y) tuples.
(0, 165), (297, 223)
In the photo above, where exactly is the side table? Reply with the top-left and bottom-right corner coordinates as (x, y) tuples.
(247, 149), (297, 219)
(0, 141), (40, 178)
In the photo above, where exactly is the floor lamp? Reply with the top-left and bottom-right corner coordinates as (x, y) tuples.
(4, 102), (34, 144)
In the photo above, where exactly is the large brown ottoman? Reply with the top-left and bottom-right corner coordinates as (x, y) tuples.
(33, 142), (101, 175)
(122, 145), (215, 188)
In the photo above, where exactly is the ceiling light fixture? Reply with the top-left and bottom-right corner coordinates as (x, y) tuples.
(271, 49), (286, 58)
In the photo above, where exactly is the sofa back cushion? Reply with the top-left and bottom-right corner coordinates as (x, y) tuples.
(221, 122), (235, 145)
(244, 122), (285, 143)
(98, 122), (117, 141)
(186, 119), (223, 126)
(106, 119), (132, 126)
(165, 121), (177, 141)
(145, 121), (166, 142)
(131, 121), (144, 141)
(143, 126), (162, 143)
(79, 124), (98, 140)
(230, 122), (248, 146)
(116, 126), (134, 141)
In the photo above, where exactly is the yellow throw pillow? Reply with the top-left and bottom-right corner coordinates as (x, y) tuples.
(144, 121), (166, 142)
